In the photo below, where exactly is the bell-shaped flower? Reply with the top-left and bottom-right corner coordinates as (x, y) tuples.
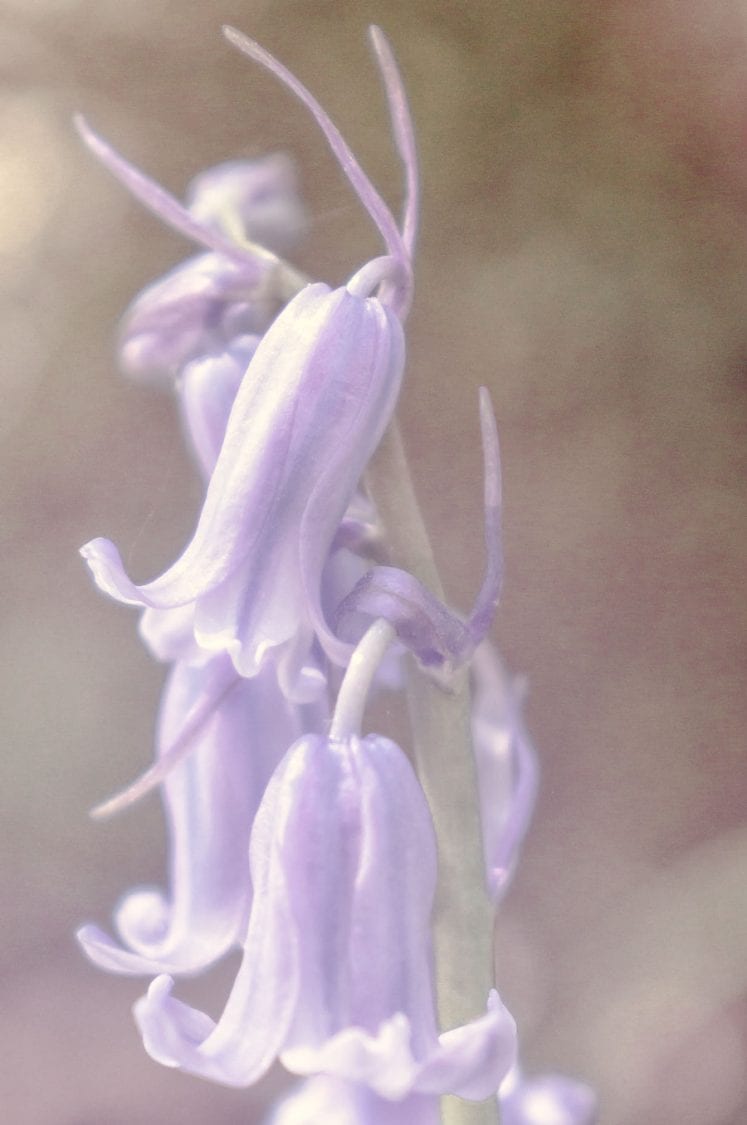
(77, 654), (319, 976)
(80, 27), (419, 699)
(268, 1075), (440, 1125)
(81, 276), (404, 699)
(134, 731), (517, 1098)
(499, 1065), (598, 1125)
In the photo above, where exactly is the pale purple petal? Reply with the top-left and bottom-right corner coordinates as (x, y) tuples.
(285, 991), (516, 1101)
(472, 643), (539, 902)
(82, 281), (404, 688)
(499, 1067), (598, 1125)
(186, 154), (307, 254)
(138, 602), (201, 664)
(335, 564), (471, 668)
(177, 336), (259, 478)
(78, 656), (306, 976)
(118, 252), (270, 384)
(134, 733), (516, 1097)
(269, 1076), (440, 1125)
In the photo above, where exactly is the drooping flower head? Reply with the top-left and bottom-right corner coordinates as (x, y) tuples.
(134, 730), (516, 1098)
(78, 27), (419, 700)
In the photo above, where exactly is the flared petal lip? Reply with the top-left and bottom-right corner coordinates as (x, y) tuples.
(281, 990), (517, 1101)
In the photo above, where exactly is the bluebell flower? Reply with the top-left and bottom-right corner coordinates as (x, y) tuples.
(134, 731), (516, 1097)
(79, 28), (415, 701)
(78, 656), (314, 975)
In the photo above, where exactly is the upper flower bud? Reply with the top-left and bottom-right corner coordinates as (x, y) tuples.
(186, 154), (307, 255)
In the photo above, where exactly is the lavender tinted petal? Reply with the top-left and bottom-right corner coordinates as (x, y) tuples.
(82, 281), (404, 691)
(336, 564), (471, 668)
(177, 336), (259, 478)
(78, 656), (306, 975)
(269, 1076), (440, 1125)
(118, 252), (270, 384)
(134, 733), (516, 1096)
(186, 154), (307, 254)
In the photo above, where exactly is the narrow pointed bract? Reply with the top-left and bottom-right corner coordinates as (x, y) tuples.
(134, 733), (516, 1097)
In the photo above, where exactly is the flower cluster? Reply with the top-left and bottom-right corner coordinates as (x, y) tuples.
(77, 26), (596, 1124)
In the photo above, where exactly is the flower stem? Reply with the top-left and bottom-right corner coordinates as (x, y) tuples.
(365, 420), (498, 1125)
(329, 618), (396, 741)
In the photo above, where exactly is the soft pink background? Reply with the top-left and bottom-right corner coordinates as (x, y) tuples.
(1, 1), (746, 1122)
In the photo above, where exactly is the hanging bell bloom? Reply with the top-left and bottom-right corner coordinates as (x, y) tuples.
(268, 1075), (440, 1125)
(77, 655), (317, 976)
(134, 731), (517, 1097)
(81, 275), (404, 699)
(80, 27), (418, 698)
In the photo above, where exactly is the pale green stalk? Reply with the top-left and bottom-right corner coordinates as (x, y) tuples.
(366, 420), (498, 1125)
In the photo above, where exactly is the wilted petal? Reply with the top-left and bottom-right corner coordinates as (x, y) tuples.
(77, 656), (309, 976)
(499, 1066), (597, 1125)
(472, 643), (539, 902)
(186, 154), (307, 254)
(269, 1075), (440, 1125)
(135, 733), (516, 1097)
(82, 281), (404, 692)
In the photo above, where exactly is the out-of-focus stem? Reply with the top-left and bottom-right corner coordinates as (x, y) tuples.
(365, 419), (497, 1125)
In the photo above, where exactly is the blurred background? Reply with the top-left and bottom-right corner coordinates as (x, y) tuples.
(1, 0), (746, 1121)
